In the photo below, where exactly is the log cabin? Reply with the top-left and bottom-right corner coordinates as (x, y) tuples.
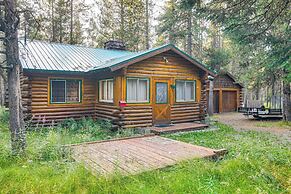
(18, 40), (215, 128)
(207, 71), (243, 113)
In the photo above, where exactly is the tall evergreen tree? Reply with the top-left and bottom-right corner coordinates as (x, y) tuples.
(157, 0), (205, 58)
(18, 0), (87, 44)
(204, 0), (290, 120)
(96, 0), (148, 51)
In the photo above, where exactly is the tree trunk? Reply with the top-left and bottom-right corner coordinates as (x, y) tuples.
(70, 0), (73, 44)
(0, 75), (5, 106)
(51, 0), (56, 42)
(282, 78), (291, 121)
(120, 0), (125, 42)
(186, 10), (192, 55)
(169, 0), (175, 43)
(243, 87), (248, 107)
(208, 79), (214, 116)
(145, 0), (150, 49)
(198, 18), (203, 58)
(7, 64), (26, 154)
(5, 0), (26, 154)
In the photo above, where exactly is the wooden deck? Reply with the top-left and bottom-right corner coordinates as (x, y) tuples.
(148, 122), (208, 134)
(71, 135), (225, 176)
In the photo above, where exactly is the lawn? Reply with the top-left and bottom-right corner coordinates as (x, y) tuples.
(0, 110), (290, 193)
(255, 120), (291, 129)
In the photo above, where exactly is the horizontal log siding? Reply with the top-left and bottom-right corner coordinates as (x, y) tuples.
(126, 52), (202, 80)
(171, 103), (202, 124)
(21, 75), (31, 122)
(95, 103), (119, 121)
(125, 51), (205, 125)
(119, 106), (153, 128)
(26, 74), (96, 126)
(200, 73), (207, 119)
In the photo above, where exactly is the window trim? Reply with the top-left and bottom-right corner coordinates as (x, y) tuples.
(175, 80), (196, 103)
(49, 78), (83, 104)
(99, 78), (114, 103)
(126, 77), (150, 104)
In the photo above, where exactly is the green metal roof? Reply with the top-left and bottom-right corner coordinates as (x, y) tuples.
(20, 39), (214, 75)
(19, 39), (134, 72)
(87, 44), (172, 71)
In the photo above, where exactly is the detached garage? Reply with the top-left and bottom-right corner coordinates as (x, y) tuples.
(207, 71), (243, 113)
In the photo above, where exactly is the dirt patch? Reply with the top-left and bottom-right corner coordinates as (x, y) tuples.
(214, 112), (291, 142)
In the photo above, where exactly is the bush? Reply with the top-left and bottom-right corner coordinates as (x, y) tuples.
(0, 107), (9, 125)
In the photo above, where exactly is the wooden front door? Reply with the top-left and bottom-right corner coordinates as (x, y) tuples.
(153, 78), (171, 125)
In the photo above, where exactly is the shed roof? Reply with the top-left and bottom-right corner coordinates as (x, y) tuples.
(19, 39), (215, 75)
(217, 70), (244, 88)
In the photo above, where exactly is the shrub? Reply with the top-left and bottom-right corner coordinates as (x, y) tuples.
(0, 107), (9, 125)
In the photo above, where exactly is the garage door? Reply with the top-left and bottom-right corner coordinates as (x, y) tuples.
(222, 91), (237, 112)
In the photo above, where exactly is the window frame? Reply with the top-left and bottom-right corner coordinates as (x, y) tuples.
(49, 78), (83, 104)
(175, 80), (196, 103)
(126, 77), (150, 104)
(99, 78), (114, 103)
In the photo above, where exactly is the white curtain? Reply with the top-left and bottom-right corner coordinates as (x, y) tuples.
(127, 78), (148, 102)
(176, 81), (195, 101)
(176, 81), (185, 101)
(100, 81), (107, 100)
(127, 79), (137, 101)
(185, 82), (194, 101)
(99, 79), (113, 101)
(107, 80), (113, 100)
(138, 79), (148, 101)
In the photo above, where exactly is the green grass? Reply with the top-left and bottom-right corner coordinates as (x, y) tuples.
(255, 120), (291, 128)
(0, 110), (290, 193)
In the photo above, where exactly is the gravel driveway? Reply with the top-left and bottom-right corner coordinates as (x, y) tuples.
(214, 112), (291, 142)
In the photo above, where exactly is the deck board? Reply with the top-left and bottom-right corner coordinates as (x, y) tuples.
(71, 135), (222, 176)
(148, 122), (208, 134)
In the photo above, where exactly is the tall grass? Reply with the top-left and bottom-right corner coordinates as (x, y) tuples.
(0, 108), (146, 163)
(0, 107), (290, 193)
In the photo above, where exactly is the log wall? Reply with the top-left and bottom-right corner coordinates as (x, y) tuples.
(95, 103), (119, 121)
(24, 73), (96, 127)
(122, 50), (206, 127)
(119, 106), (153, 128)
(22, 50), (209, 128)
(171, 103), (202, 124)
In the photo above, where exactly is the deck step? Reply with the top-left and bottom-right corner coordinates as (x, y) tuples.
(147, 122), (208, 135)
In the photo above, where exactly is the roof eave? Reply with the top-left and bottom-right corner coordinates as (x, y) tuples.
(109, 44), (173, 72)
(23, 68), (86, 75)
(109, 44), (216, 76)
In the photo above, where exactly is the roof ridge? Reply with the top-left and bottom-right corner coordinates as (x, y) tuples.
(19, 38), (134, 53)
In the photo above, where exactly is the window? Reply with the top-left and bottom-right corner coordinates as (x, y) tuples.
(176, 80), (196, 102)
(99, 79), (114, 102)
(126, 77), (149, 103)
(50, 79), (82, 104)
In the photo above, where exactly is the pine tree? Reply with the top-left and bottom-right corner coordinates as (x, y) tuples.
(96, 0), (148, 51)
(18, 0), (87, 44)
